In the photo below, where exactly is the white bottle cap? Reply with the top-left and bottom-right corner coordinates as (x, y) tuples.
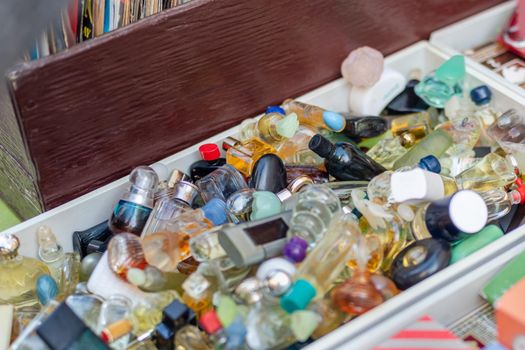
(449, 190), (488, 233)
(348, 68), (406, 115)
(390, 168), (445, 204)
(256, 257), (296, 280)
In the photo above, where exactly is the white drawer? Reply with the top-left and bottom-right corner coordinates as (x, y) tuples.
(430, 1), (523, 97)
(5, 41), (525, 349)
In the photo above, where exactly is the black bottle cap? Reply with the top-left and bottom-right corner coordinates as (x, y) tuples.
(308, 134), (335, 159)
(72, 221), (112, 258)
(391, 238), (451, 290)
(37, 302), (109, 350)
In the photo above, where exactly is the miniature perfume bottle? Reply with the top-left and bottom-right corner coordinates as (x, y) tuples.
(225, 188), (256, 223)
(281, 99), (346, 132)
(249, 154), (287, 193)
(455, 152), (517, 192)
(390, 108), (439, 142)
(109, 166), (159, 235)
(410, 190), (488, 242)
(391, 238), (451, 290)
(222, 137), (276, 177)
(346, 234), (383, 273)
(189, 144), (226, 182)
(342, 116), (388, 139)
(488, 109), (525, 145)
(280, 214), (360, 313)
(366, 135), (408, 170)
(126, 266), (187, 292)
(200, 310), (228, 348)
(479, 183), (525, 222)
(190, 226), (228, 262)
(107, 233), (147, 279)
(386, 74), (429, 115)
(286, 185), (341, 247)
(175, 325), (213, 350)
(309, 134), (386, 181)
(239, 107), (299, 145)
(436, 116), (481, 156)
(415, 55), (465, 108)
(37, 226), (65, 286)
(141, 197), (191, 237)
(97, 295), (132, 350)
(470, 85), (499, 130)
(197, 164), (248, 202)
(393, 129), (453, 169)
(0, 234), (50, 308)
(310, 297), (347, 339)
(277, 125), (326, 167)
(367, 155), (441, 205)
(181, 272), (214, 318)
(276, 175), (315, 203)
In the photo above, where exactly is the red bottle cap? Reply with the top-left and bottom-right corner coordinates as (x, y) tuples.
(514, 178), (525, 205)
(199, 144), (221, 161)
(199, 310), (223, 335)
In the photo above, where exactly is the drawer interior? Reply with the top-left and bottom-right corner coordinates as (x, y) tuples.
(5, 40), (525, 348)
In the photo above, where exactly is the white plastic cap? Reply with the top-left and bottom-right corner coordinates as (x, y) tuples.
(390, 168), (445, 204)
(449, 190), (488, 233)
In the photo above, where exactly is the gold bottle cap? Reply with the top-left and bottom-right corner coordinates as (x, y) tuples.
(399, 132), (416, 148)
(0, 234), (19, 259)
(402, 245), (428, 268)
(222, 137), (240, 151)
(287, 175), (314, 193)
(101, 319), (133, 343)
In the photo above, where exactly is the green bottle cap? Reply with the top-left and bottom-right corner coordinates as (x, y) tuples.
(435, 55), (465, 84)
(280, 279), (317, 313)
(276, 113), (299, 138)
(450, 224), (503, 264)
(250, 191), (282, 221)
(217, 295), (238, 327)
(290, 310), (321, 342)
(482, 247), (525, 305)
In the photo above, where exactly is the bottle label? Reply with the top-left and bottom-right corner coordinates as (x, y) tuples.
(111, 200), (152, 234)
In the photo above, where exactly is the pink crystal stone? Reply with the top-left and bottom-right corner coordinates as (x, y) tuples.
(341, 46), (384, 88)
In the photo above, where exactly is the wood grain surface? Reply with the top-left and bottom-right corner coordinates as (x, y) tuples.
(2, 0), (505, 217)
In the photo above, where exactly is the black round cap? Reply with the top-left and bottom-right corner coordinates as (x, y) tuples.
(308, 134), (335, 159)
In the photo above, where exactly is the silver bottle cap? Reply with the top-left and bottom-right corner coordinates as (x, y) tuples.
(276, 189), (292, 202)
(222, 137), (240, 151)
(233, 277), (264, 305)
(168, 169), (191, 188)
(263, 270), (292, 297)
(0, 233), (19, 259)
(173, 181), (202, 206)
(287, 175), (314, 193)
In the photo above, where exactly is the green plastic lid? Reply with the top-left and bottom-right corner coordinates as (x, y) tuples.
(435, 55), (465, 84)
(276, 113), (299, 138)
(280, 279), (317, 313)
(451, 224), (503, 264)
(250, 191), (282, 221)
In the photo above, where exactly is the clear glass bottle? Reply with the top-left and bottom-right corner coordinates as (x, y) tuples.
(455, 152), (517, 192)
(470, 85), (500, 145)
(280, 214), (360, 313)
(37, 226), (65, 286)
(222, 137), (276, 177)
(97, 295), (132, 350)
(286, 185), (341, 247)
(281, 99), (346, 132)
(410, 190), (488, 242)
(0, 234), (50, 309)
(414, 55), (465, 108)
(390, 108), (438, 142)
(239, 108), (299, 145)
(366, 135), (408, 170)
(181, 272), (214, 318)
(141, 197), (191, 237)
(107, 233), (147, 279)
(478, 184), (525, 222)
(393, 129), (453, 169)
(488, 110), (525, 172)
(436, 115), (481, 156)
(190, 226), (228, 262)
(309, 297), (347, 340)
(225, 188), (256, 223)
(109, 166), (159, 235)
(197, 164), (248, 202)
(277, 125), (326, 166)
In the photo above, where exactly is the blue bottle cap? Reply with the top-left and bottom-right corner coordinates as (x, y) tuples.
(279, 279), (317, 313)
(418, 155), (441, 174)
(225, 316), (247, 349)
(322, 111), (346, 132)
(266, 106), (286, 115)
(202, 198), (228, 226)
(470, 85), (492, 106)
(36, 275), (59, 306)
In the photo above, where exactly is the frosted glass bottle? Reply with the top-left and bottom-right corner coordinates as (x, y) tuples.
(393, 129), (453, 169)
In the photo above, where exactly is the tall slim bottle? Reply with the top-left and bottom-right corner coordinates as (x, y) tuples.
(281, 99), (346, 132)
(280, 214), (360, 313)
(393, 129), (453, 169)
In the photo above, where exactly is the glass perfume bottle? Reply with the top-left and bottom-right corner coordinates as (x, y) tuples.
(141, 197), (191, 237)
(200, 310), (228, 349)
(281, 99), (346, 132)
(189, 144), (227, 182)
(436, 116), (481, 156)
(197, 164), (248, 202)
(415, 55), (465, 108)
(390, 108), (439, 142)
(470, 85), (500, 136)
(309, 134), (386, 181)
(225, 188), (256, 223)
(488, 110), (525, 172)
(366, 135), (408, 170)
(277, 125), (325, 167)
(0, 234), (50, 309)
(367, 155), (441, 205)
(175, 325), (214, 350)
(285, 164), (328, 184)
(286, 185), (341, 247)
(181, 272), (214, 318)
(411, 190), (488, 242)
(341, 116), (388, 139)
(332, 268), (384, 316)
(222, 137), (276, 177)
(239, 107), (299, 145)
(454, 152), (517, 192)
(37, 226), (65, 287)
(189, 226), (228, 262)
(393, 129), (453, 169)
(309, 297), (347, 340)
(109, 166), (158, 235)
(97, 295), (132, 350)
(478, 181), (525, 221)
(126, 265), (187, 292)
(107, 233), (147, 279)
(280, 214), (360, 313)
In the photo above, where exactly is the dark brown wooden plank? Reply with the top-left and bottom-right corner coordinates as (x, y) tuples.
(6, 0), (505, 213)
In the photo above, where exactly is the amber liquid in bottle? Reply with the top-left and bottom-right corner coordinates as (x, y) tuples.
(225, 138), (276, 177)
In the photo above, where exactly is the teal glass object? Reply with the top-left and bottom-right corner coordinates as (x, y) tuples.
(415, 55), (465, 108)
(250, 191), (282, 221)
(36, 275), (59, 306)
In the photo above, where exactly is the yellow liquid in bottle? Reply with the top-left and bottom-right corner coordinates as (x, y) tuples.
(410, 205), (432, 240)
(282, 99), (327, 130)
(391, 111), (433, 141)
(182, 293), (213, 318)
(455, 153), (517, 192)
(226, 139), (276, 177)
